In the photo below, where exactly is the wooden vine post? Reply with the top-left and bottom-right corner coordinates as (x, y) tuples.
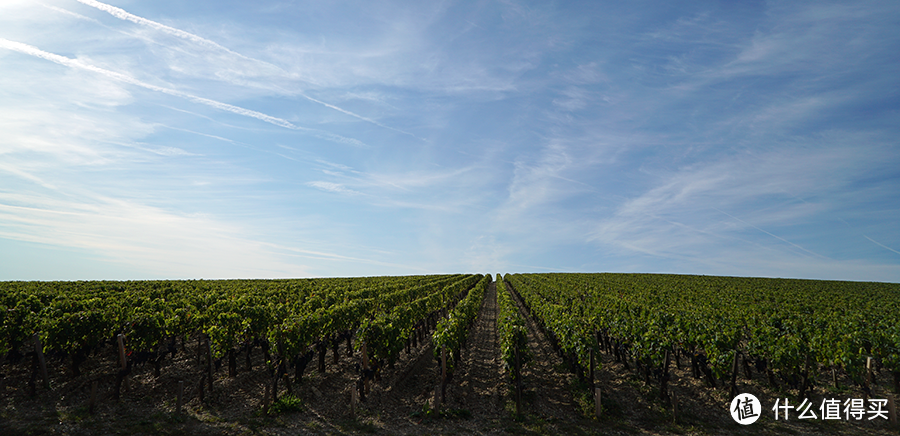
(514, 345), (522, 417)
(118, 334), (127, 369)
(729, 351), (739, 398)
(867, 357), (873, 387)
(282, 361), (293, 396)
(441, 345), (447, 404)
(206, 336), (213, 392)
(594, 387), (602, 419)
(671, 390), (679, 424)
(89, 380), (97, 414)
(332, 337), (340, 364)
(117, 333), (129, 394)
(33, 334), (50, 390)
(887, 395), (897, 428)
(661, 349), (671, 401)
(799, 353), (811, 400)
(361, 342), (370, 397)
(433, 383), (441, 409)
(350, 384), (357, 418)
(318, 341), (327, 373)
(176, 380), (184, 414)
(864, 356), (873, 408)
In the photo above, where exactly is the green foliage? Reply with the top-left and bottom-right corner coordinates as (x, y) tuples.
(4, 272), (896, 393)
(411, 402), (472, 420)
(506, 272), (900, 388)
(496, 276), (531, 377)
(0, 274), (472, 375)
(432, 274), (491, 371)
(357, 274), (482, 364)
(267, 394), (303, 415)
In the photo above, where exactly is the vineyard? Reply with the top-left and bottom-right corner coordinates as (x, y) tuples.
(1, 273), (899, 435)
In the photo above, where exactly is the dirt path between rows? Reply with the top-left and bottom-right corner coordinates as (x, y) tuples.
(364, 278), (593, 434)
(443, 281), (505, 419)
(505, 279), (581, 423)
(308, 278), (599, 435)
(10, 276), (894, 435)
(366, 281), (508, 434)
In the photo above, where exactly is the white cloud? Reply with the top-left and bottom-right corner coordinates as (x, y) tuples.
(589, 137), (897, 273)
(306, 181), (361, 195)
(503, 141), (598, 214)
(2, 0), (898, 281)
(0, 38), (367, 146)
(710, 2), (895, 80)
(0, 190), (306, 278)
(552, 87), (590, 112)
(65, 0), (424, 138)
(39, 3), (103, 25)
(73, 0), (282, 72)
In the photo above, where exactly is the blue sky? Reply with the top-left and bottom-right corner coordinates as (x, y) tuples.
(1, 0), (899, 281)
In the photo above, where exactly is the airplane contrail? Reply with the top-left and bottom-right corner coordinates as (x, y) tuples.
(0, 38), (364, 146)
(712, 207), (830, 260)
(40, 3), (102, 24)
(300, 93), (423, 139)
(73, 0), (284, 72)
(864, 235), (900, 257)
(73, 0), (421, 139)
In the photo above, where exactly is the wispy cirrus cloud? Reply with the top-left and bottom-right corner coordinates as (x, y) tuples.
(589, 135), (899, 275)
(2, 0), (898, 281)
(0, 38), (365, 146)
(0, 188), (306, 278)
(40, 3), (102, 24)
(73, 0), (283, 72)
(306, 181), (362, 196)
(70, 0), (429, 137)
(310, 158), (486, 193)
(299, 93), (423, 140)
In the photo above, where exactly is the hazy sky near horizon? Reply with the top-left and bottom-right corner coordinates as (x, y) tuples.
(1, 0), (899, 281)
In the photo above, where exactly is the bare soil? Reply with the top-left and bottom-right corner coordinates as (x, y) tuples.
(1, 281), (898, 435)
